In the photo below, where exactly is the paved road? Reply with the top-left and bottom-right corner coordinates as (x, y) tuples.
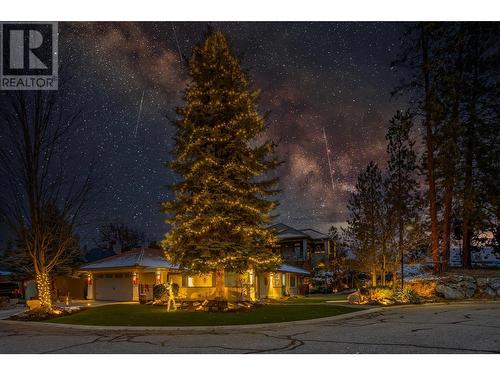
(0, 302), (498, 353)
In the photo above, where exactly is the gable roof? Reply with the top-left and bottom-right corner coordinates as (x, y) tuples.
(269, 223), (310, 240)
(277, 264), (310, 275)
(269, 223), (328, 241)
(299, 228), (329, 240)
(80, 248), (179, 271)
(84, 248), (117, 263)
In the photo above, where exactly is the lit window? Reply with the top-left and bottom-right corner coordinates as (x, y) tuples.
(273, 273), (281, 287)
(187, 274), (213, 287)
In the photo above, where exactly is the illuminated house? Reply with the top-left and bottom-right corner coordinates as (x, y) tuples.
(270, 223), (332, 271)
(81, 247), (309, 302)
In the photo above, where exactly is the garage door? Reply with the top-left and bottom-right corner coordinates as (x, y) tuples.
(95, 274), (133, 301)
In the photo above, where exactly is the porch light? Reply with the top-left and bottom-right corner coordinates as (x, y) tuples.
(132, 273), (138, 285)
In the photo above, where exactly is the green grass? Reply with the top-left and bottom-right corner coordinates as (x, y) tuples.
(281, 294), (349, 304)
(48, 303), (360, 327)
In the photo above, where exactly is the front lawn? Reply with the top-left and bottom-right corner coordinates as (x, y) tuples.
(48, 303), (360, 326)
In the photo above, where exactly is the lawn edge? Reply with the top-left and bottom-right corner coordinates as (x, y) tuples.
(3, 301), (496, 332)
(1, 306), (378, 331)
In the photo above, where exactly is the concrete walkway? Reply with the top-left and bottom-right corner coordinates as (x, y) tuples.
(0, 301), (498, 353)
(0, 306), (25, 320)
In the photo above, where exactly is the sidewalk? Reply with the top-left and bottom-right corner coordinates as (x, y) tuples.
(0, 306), (25, 320)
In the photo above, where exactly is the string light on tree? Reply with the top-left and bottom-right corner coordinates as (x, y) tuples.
(161, 28), (281, 299)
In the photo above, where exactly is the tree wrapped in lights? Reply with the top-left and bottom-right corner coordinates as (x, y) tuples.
(162, 29), (281, 299)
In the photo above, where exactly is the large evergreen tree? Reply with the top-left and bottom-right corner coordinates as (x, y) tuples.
(161, 29), (281, 298)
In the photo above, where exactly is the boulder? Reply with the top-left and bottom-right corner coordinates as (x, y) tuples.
(436, 284), (465, 299)
(347, 292), (361, 304)
(489, 278), (500, 291)
(484, 287), (497, 297)
(457, 281), (477, 298)
(476, 278), (490, 288)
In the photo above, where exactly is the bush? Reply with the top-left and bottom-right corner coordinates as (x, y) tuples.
(171, 283), (179, 296)
(394, 287), (421, 304)
(153, 284), (167, 300)
(370, 287), (394, 302)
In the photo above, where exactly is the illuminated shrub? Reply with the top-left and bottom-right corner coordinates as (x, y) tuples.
(394, 287), (421, 304)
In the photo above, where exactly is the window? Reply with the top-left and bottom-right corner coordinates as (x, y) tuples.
(272, 273), (281, 287)
(294, 242), (304, 259)
(187, 274), (213, 287)
(290, 275), (296, 288)
(224, 272), (239, 287)
(167, 274), (183, 287)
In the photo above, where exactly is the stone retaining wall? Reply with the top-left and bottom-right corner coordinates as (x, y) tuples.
(427, 275), (500, 300)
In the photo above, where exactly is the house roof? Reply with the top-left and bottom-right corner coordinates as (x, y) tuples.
(270, 223), (328, 241)
(80, 248), (179, 271)
(277, 264), (310, 276)
(269, 223), (309, 240)
(299, 228), (329, 240)
(80, 247), (309, 276)
(83, 248), (117, 263)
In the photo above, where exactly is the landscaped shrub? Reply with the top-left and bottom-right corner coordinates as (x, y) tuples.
(370, 287), (394, 302)
(171, 283), (179, 296)
(394, 287), (421, 304)
(153, 283), (180, 300)
(153, 284), (167, 300)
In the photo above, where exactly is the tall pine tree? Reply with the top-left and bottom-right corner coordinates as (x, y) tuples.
(346, 162), (385, 287)
(161, 29), (281, 298)
(385, 110), (422, 285)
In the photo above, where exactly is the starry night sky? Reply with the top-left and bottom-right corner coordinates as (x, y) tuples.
(2, 22), (412, 246)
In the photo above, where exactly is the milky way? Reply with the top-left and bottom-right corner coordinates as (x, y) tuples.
(1, 22), (411, 245)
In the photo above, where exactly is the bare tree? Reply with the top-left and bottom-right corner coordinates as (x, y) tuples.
(96, 222), (145, 253)
(0, 90), (93, 311)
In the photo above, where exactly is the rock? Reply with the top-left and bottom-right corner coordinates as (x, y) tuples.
(457, 281), (477, 298)
(26, 299), (41, 310)
(484, 287), (497, 297)
(347, 292), (361, 304)
(436, 284), (465, 299)
(489, 278), (500, 291)
(476, 278), (490, 288)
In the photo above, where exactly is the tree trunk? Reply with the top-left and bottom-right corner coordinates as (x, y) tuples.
(215, 268), (225, 300)
(371, 270), (377, 288)
(462, 44), (477, 270)
(462, 142), (472, 268)
(35, 271), (53, 311)
(382, 253), (387, 287)
(421, 24), (441, 274)
(442, 180), (454, 274)
(399, 218), (404, 289)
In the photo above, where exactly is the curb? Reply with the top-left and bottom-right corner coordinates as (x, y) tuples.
(1, 300), (498, 332)
(0, 306), (381, 332)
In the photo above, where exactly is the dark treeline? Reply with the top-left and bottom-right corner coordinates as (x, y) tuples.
(346, 22), (500, 281)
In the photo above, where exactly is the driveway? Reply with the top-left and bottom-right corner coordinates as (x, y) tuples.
(0, 301), (498, 353)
